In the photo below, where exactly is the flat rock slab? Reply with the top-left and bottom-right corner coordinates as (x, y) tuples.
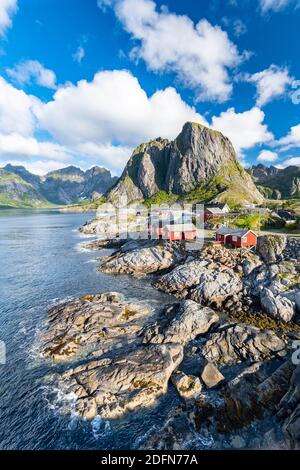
(62, 343), (183, 420)
(41, 292), (151, 361)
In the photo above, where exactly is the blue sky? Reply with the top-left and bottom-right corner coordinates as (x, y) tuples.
(0, 0), (300, 175)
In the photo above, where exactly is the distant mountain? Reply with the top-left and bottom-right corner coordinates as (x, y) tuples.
(0, 168), (49, 208)
(248, 164), (300, 199)
(0, 165), (118, 208)
(107, 122), (264, 207)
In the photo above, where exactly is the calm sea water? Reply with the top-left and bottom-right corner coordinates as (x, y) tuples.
(0, 209), (178, 450)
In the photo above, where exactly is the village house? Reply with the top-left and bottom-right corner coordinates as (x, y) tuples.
(163, 222), (197, 241)
(215, 226), (257, 248)
(204, 203), (230, 222)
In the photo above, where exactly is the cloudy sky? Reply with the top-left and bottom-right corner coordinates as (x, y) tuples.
(0, 0), (300, 175)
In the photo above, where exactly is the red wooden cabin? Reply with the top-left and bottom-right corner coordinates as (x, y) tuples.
(215, 227), (257, 248)
(164, 223), (197, 241)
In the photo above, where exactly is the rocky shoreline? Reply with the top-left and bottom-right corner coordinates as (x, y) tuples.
(39, 228), (300, 449)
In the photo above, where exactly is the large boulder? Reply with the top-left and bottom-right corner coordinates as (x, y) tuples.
(201, 361), (225, 389)
(282, 289), (300, 313)
(142, 300), (219, 346)
(256, 235), (287, 264)
(260, 288), (296, 323)
(171, 371), (202, 399)
(62, 343), (183, 420)
(202, 322), (287, 365)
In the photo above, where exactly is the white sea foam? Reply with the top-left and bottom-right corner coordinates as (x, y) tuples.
(91, 415), (111, 439)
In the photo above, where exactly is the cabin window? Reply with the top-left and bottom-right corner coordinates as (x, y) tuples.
(232, 236), (237, 242)
(242, 236), (247, 242)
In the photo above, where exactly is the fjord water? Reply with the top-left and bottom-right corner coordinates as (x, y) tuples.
(0, 209), (177, 450)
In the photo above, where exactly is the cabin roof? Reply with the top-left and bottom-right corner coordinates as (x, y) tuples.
(216, 226), (256, 237)
(164, 223), (196, 231)
(205, 207), (225, 214)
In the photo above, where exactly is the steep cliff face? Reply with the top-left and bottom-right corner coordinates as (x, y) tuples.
(107, 122), (264, 206)
(249, 164), (300, 199)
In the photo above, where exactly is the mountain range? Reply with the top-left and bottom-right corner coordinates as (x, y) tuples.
(0, 164), (118, 208)
(248, 164), (300, 199)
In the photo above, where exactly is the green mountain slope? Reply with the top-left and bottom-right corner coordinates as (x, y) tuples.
(0, 169), (51, 208)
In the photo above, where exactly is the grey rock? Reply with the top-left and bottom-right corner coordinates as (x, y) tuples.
(260, 288), (296, 322)
(201, 361), (225, 388)
(62, 343), (183, 420)
(155, 260), (242, 306)
(99, 240), (184, 274)
(202, 322), (287, 365)
(256, 235), (287, 264)
(171, 371), (202, 399)
(142, 300), (219, 346)
(41, 292), (151, 361)
(277, 365), (300, 449)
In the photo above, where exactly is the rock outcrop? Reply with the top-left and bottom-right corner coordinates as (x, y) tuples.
(107, 122), (264, 206)
(41, 292), (151, 361)
(142, 300), (219, 346)
(202, 322), (287, 365)
(277, 364), (300, 448)
(99, 240), (185, 274)
(154, 259), (242, 306)
(256, 235), (287, 264)
(201, 361), (225, 389)
(63, 343), (183, 420)
(260, 288), (296, 323)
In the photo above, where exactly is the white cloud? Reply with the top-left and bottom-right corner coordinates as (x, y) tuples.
(0, 0), (17, 36)
(6, 60), (57, 89)
(37, 69), (206, 148)
(0, 76), (39, 136)
(280, 156), (300, 167)
(0, 133), (71, 161)
(102, 0), (245, 102)
(242, 65), (292, 106)
(278, 123), (300, 149)
(0, 70), (206, 173)
(257, 149), (278, 162)
(75, 142), (132, 172)
(259, 0), (295, 13)
(211, 106), (273, 154)
(0, 158), (70, 176)
(72, 46), (85, 64)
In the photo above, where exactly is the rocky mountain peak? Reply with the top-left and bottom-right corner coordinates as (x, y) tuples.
(107, 121), (264, 206)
